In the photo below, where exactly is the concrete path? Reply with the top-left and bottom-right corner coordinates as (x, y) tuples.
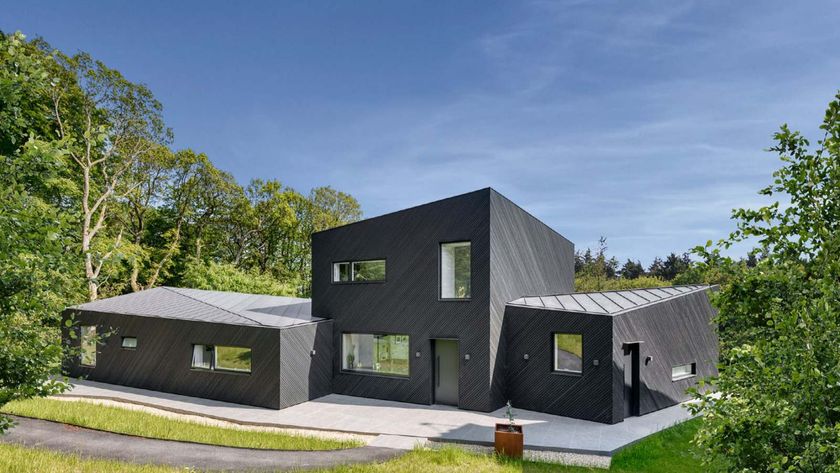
(63, 379), (694, 455)
(0, 415), (405, 472)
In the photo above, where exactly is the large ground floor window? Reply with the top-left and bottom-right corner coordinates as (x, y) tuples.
(342, 333), (409, 377)
(191, 344), (252, 373)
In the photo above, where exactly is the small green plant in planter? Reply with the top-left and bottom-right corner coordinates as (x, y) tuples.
(494, 400), (524, 458)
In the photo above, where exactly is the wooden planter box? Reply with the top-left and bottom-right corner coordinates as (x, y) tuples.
(494, 423), (523, 458)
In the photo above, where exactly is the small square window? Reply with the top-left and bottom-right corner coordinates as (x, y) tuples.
(121, 337), (137, 349)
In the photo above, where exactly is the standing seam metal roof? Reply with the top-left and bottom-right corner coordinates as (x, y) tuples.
(507, 285), (710, 316)
(69, 287), (321, 328)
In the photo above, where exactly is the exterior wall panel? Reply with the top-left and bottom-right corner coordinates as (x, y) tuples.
(504, 305), (615, 423)
(63, 310), (281, 409)
(489, 190), (575, 408)
(279, 320), (333, 408)
(312, 189), (495, 411)
(611, 289), (718, 421)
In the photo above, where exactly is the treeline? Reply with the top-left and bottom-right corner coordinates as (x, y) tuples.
(1, 31), (360, 305)
(574, 236), (758, 291)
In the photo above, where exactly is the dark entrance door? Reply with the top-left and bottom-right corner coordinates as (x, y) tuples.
(623, 342), (640, 418)
(433, 339), (459, 406)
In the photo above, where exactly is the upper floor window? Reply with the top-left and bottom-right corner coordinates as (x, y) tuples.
(553, 333), (582, 374)
(333, 259), (386, 283)
(440, 242), (471, 299)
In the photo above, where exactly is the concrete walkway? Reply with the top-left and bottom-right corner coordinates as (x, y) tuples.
(62, 379), (694, 456)
(0, 415), (405, 471)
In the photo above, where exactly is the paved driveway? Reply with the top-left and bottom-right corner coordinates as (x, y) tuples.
(63, 379), (694, 455)
(0, 416), (404, 472)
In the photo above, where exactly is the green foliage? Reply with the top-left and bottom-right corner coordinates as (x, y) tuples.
(690, 92), (840, 472)
(2, 398), (361, 450)
(181, 258), (297, 297)
(575, 275), (669, 292)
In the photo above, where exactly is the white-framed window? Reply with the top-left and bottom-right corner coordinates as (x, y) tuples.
(191, 344), (252, 373)
(332, 259), (386, 283)
(553, 333), (583, 374)
(121, 337), (138, 349)
(440, 242), (471, 299)
(342, 333), (410, 377)
(671, 362), (696, 381)
(80, 325), (97, 367)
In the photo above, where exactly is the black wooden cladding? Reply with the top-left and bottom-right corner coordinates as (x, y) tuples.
(313, 189), (494, 410)
(489, 191), (575, 409)
(504, 305), (615, 423)
(503, 288), (717, 424)
(63, 310), (332, 410)
(312, 188), (576, 412)
(610, 289), (718, 421)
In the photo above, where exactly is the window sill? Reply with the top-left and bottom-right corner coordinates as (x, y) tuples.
(551, 370), (583, 377)
(339, 370), (410, 380)
(331, 280), (386, 285)
(439, 298), (471, 302)
(671, 374), (695, 382)
(190, 368), (251, 376)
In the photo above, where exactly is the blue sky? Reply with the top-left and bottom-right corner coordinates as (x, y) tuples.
(5, 1), (839, 265)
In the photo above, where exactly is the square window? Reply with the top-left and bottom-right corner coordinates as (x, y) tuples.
(553, 333), (582, 374)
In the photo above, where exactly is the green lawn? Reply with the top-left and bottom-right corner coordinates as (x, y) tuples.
(1, 398), (361, 451)
(0, 399), (722, 473)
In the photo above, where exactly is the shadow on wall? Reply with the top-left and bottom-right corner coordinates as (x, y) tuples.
(248, 302), (313, 319)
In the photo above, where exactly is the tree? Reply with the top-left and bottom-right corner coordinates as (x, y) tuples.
(51, 50), (171, 300)
(648, 253), (691, 281)
(181, 258), (296, 297)
(620, 259), (645, 279)
(0, 32), (82, 429)
(690, 92), (840, 472)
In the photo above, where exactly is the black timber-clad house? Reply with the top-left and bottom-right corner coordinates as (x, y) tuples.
(64, 188), (717, 424)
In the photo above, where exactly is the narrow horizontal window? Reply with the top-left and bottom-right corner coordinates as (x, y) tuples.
(553, 333), (582, 374)
(342, 333), (409, 377)
(80, 325), (97, 367)
(671, 362), (696, 381)
(121, 337), (137, 349)
(333, 259), (386, 283)
(441, 242), (471, 299)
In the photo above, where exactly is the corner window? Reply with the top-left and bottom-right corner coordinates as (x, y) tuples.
(191, 344), (252, 374)
(671, 362), (696, 381)
(553, 333), (582, 374)
(80, 325), (97, 367)
(342, 333), (409, 377)
(440, 242), (471, 299)
(121, 337), (137, 349)
(332, 259), (385, 283)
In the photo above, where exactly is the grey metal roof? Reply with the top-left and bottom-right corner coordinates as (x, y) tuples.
(69, 287), (321, 328)
(507, 285), (710, 316)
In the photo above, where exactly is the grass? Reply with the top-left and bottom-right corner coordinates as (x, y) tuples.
(1, 398), (362, 451)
